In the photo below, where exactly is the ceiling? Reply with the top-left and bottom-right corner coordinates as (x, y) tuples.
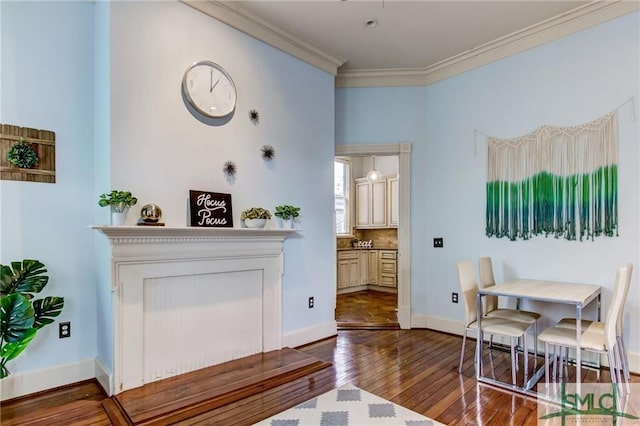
(185, 1), (638, 86)
(234, 0), (588, 71)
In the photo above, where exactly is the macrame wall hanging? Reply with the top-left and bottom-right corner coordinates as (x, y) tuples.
(485, 112), (618, 242)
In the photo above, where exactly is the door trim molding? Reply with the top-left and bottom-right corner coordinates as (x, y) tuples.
(335, 143), (412, 329)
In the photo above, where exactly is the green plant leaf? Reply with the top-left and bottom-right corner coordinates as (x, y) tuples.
(0, 293), (35, 343)
(32, 297), (64, 329)
(0, 328), (37, 361)
(0, 259), (48, 297)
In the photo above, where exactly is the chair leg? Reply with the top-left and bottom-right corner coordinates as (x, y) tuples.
(533, 321), (538, 367)
(458, 328), (468, 374)
(618, 336), (631, 382)
(607, 350), (619, 395)
(544, 342), (550, 387)
(552, 345), (558, 381)
(510, 337), (517, 385)
(523, 332), (529, 384)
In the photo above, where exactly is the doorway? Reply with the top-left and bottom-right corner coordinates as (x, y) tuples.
(335, 143), (412, 329)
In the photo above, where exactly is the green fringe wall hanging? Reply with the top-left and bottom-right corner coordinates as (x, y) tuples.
(486, 112), (618, 242)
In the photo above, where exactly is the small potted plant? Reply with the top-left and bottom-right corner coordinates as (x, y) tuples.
(241, 207), (271, 228)
(274, 205), (300, 228)
(98, 190), (138, 226)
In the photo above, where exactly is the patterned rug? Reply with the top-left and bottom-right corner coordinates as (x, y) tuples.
(254, 383), (445, 425)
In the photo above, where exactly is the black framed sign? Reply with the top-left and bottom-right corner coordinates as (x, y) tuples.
(189, 190), (233, 227)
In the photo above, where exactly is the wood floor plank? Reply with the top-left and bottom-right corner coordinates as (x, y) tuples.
(114, 348), (331, 425)
(3, 329), (638, 426)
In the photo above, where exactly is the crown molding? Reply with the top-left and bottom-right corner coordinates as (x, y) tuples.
(180, 0), (346, 75)
(182, 0), (637, 87)
(336, 0), (640, 88)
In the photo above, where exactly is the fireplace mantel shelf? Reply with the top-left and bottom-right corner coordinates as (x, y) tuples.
(90, 225), (299, 240)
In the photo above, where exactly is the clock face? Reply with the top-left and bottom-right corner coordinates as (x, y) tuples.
(182, 61), (237, 118)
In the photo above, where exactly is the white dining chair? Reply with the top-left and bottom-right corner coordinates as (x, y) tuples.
(537, 264), (632, 389)
(478, 257), (541, 357)
(457, 260), (533, 385)
(553, 264), (633, 387)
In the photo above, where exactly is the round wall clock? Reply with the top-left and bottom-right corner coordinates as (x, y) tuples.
(182, 60), (237, 118)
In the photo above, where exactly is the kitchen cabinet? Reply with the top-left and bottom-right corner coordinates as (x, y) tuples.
(355, 175), (397, 229)
(359, 250), (369, 284)
(378, 250), (397, 288)
(337, 249), (396, 293)
(337, 251), (360, 289)
(368, 250), (379, 285)
(386, 176), (399, 227)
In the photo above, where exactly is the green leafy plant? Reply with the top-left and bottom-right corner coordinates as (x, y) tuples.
(98, 190), (138, 212)
(241, 207), (272, 220)
(7, 138), (39, 169)
(0, 259), (64, 379)
(274, 205), (301, 220)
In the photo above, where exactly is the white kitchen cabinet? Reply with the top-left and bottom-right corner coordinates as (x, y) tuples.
(359, 250), (369, 285)
(355, 176), (397, 229)
(337, 251), (360, 290)
(378, 250), (397, 288)
(368, 250), (379, 285)
(337, 249), (397, 292)
(387, 176), (399, 227)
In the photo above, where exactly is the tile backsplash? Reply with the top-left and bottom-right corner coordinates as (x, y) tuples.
(337, 228), (398, 249)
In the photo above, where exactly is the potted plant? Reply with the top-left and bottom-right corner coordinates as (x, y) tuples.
(98, 190), (138, 225)
(0, 259), (65, 379)
(241, 207), (271, 228)
(274, 205), (300, 228)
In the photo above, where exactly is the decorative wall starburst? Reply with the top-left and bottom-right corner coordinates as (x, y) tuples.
(261, 145), (275, 161)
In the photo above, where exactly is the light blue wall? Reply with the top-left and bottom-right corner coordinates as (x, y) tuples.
(108, 1), (336, 339)
(337, 12), (640, 351)
(1, 2), (97, 372)
(1, 0), (336, 386)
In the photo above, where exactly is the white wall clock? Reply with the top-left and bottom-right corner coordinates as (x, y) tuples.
(182, 60), (237, 118)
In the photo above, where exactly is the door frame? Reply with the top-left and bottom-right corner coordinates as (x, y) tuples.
(335, 143), (411, 329)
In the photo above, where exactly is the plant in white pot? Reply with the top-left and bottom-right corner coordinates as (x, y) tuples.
(274, 205), (300, 228)
(98, 190), (138, 225)
(241, 207), (271, 228)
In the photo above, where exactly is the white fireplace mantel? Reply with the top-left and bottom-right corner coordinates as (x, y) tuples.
(91, 225), (297, 394)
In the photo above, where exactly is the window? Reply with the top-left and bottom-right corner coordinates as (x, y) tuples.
(334, 159), (351, 235)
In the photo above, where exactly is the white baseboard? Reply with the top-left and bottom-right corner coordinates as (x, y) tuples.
(283, 321), (338, 349)
(1, 358), (95, 401)
(413, 314), (640, 375)
(94, 357), (113, 396)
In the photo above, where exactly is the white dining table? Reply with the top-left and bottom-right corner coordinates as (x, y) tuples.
(476, 279), (601, 394)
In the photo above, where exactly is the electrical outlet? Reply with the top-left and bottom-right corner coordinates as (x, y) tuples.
(451, 292), (458, 303)
(308, 297), (314, 309)
(433, 237), (444, 248)
(59, 321), (71, 338)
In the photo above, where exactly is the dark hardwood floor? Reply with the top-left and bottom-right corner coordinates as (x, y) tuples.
(335, 289), (399, 329)
(2, 329), (637, 425)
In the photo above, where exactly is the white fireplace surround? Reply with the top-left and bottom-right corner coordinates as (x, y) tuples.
(92, 226), (296, 394)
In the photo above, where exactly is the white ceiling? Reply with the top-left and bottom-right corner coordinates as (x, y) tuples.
(185, 1), (638, 86)
(234, 0), (589, 71)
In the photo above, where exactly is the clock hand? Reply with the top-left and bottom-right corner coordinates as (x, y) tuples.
(210, 78), (220, 93)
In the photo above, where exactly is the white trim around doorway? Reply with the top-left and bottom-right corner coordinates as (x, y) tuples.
(335, 143), (411, 329)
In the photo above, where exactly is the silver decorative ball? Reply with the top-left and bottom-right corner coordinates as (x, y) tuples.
(140, 204), (162, 223)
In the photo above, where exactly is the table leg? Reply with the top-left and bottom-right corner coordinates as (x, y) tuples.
(576, 304), (582, 388)
(476, 293), (483, 378)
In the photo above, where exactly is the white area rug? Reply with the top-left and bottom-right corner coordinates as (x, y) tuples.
(254, 383), (446, 426)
